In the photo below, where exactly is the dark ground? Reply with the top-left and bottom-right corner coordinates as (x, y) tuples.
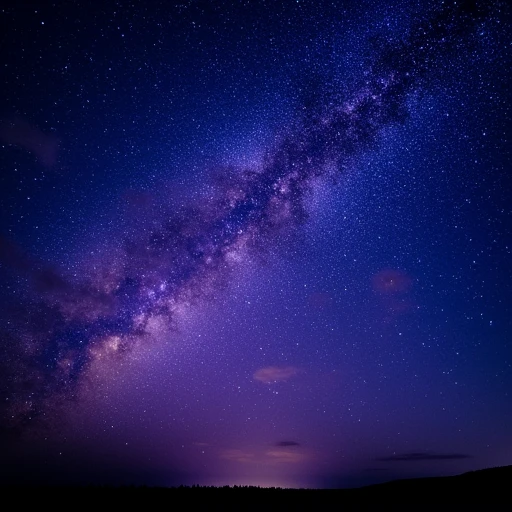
(2, 465), (510, 508)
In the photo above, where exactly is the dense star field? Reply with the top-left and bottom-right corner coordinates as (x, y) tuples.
(0, 0), (510, 488)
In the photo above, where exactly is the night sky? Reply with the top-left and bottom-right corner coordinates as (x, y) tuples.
(0, 0), (510, 489)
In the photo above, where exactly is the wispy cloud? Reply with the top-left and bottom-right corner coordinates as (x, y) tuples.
(371, 268), (415, 320)
(275, 441), (300, 447)
(0, 116), (59, 167)
(372, 268), (413, 294)
(265, 450), (305, 464)
(376, 452), (471, 462)
(253, 366), (299, 384)
(219, 449), (255, 463)
(219, 445), (306, 465)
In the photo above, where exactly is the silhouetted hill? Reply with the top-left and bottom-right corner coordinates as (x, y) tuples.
(356, 464), (511, 501)
(1, 465), (510, 508)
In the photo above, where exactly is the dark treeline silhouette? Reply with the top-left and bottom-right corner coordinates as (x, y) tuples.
(1, 465), (510, 507)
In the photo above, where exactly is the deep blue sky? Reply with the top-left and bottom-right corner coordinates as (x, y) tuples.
(0, 0), (510, 488)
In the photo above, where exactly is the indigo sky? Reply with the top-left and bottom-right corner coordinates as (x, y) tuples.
(0, 0), (510, 488)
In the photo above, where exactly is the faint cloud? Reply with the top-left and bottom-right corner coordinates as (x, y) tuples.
(276, 441), (300, 447)
(0, 236), (115, 322)
(219, 449), (255, 463)
(308, 291), (334, 310)
(219, 444), (306, 465)
(265, 450), (305, 464)
(376, 452), (471, 462)
(372, 268), (413, 294)
(0, 116), (59, 167)
(371, 268), (415, 319)
(253, 366), (299, 384)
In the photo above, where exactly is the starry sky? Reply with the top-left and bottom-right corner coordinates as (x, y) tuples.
(0, 0), (510, 489)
